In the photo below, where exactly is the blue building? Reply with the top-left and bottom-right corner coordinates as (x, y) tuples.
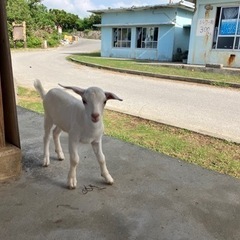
(89, 1), (195, 61)
(188, 0), (240, 67)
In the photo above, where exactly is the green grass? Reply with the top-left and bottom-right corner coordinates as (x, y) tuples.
(69, 52), (240, 85)
(18, 87), (44, 113)
(17, 86), (240, 179)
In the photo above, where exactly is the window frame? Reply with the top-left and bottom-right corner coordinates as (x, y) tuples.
(136, 26), (159, 49)
(112, 27), (131, 48)
(213, 6), (240, 50)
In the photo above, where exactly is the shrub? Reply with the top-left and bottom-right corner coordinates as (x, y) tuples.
(27, 36), (42, 48)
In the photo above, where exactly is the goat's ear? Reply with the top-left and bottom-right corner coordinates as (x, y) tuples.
(59, 84), (85, 97)
(105, 92), (123, 101)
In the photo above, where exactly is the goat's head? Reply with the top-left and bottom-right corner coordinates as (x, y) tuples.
(59, 84), (122, 123)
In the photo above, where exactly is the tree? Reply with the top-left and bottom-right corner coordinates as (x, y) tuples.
(7, 0), (31, 24)
(27, 0), (54, 30)
(49, 9), (80, 31)
(88, 14), (101, 30)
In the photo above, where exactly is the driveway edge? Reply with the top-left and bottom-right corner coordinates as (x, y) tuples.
(69, 57), (240, 89)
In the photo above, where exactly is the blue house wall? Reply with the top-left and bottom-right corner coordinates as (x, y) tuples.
(91, 4), (194, 61)
(188, 0), (240, 67)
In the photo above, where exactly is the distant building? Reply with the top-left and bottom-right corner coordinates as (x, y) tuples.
(188, 0), (240, 67)
(89, 1), (194, 61)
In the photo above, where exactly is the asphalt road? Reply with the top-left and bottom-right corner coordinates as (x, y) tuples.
(11, 39), (240, 143)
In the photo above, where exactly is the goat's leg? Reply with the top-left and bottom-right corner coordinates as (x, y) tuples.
(67, 137), (79, 189)
(53, 126), (65, 161)
(91, 140), (114, 185)
(43, 116), (53, 167)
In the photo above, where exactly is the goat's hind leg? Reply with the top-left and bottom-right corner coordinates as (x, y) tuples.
(43, 116), (53, 167)
(91, 140), (114, 185)
(53, 126), (65, 161)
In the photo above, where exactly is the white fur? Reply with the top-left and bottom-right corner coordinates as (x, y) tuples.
(34, 79), (122, 189)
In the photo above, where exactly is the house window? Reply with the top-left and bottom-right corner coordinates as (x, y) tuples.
(113, 28), (131, 48)
(136, 27), (158, 48)
(213, 6), (240, 49)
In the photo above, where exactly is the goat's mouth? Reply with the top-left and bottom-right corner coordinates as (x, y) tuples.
(91, 117), (100, 123)
(91, 113), (100, 123)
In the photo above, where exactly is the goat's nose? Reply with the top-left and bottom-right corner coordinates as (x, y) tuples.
(91, 113), (100, 122)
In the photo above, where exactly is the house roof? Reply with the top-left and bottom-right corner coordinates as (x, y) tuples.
(88, 0), (195, 14)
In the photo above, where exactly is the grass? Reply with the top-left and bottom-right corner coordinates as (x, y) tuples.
(68, 52), (240, 85)
(17, 86), (240, 179)
(18, 87), (44, 113)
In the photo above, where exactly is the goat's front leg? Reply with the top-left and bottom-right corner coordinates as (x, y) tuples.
(53, 126), (65, 160)
(91, 140), (114, 185)
(67, 137), (79, 189)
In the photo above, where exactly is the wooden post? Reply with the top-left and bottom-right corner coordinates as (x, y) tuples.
(23, 21), (27, 48)
(0, 0), (22, 181)
(0, 76), (5, 148)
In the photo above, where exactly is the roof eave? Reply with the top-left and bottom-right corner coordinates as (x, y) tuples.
(88, 1), (195, 14)
(93, 22), (175, 28)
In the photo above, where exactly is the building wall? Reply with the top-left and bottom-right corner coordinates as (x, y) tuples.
(173, 8), (193, 59)
(188, 0), (240, 67)
(100, 7), (193, 61)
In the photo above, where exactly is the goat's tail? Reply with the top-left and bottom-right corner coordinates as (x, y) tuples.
(34, 79), (46, 99)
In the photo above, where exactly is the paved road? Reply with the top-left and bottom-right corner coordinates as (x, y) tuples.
(11, 39), (240, 143)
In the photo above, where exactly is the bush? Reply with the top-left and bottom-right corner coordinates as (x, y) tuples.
(47, 37), (60, 47)
(27, 36), (42, 48)
(46, 32), (61, 47)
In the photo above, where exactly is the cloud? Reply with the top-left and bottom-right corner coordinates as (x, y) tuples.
(43, 0), (96, 17)
(98, 1), (150, 9)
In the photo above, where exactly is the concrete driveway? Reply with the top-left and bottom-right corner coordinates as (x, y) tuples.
(11, 39), (240, 143)
(0, 107), (239, 240)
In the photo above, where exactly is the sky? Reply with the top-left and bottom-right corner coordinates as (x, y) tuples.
(42, 0), (181, 18)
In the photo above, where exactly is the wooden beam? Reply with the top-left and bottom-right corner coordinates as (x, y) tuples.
(0, 0), (20, 148)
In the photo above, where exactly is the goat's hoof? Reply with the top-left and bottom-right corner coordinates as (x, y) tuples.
(68, 178), (77, 190)
(107, 179), (114, 185)
(43, 158), (50, 167)
(56, 151), (65, 161)
(102, 174), (114, 185)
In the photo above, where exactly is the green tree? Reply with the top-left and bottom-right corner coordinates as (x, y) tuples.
(80, 14), (101, 30)
(27, 0), (54, 30)
(49, 9), (80, 31)
(7, 0), (31, 25)
(88, 14), (101, 30)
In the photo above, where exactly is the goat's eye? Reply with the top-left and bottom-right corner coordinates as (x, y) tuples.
(82, 99), (87, 105)
(103, 100), (107, 105)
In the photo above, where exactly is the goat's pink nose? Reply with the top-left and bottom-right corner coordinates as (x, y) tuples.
(91, 113), (100, 122)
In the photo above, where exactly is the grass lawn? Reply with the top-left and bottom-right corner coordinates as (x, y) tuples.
(68, 52), (240, 85)
(18, 86), (240, 179)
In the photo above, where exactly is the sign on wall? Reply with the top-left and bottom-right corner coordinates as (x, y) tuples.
(12, 21), (27, 47)
(196, 18), (215, 36)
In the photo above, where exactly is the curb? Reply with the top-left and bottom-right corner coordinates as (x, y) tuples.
(69, 57), (240, 89)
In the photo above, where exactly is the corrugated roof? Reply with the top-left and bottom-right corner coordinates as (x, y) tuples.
(88, 0), (195, 14)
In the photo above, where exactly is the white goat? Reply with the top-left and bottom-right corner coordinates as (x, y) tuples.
(34, 79), (122, 189)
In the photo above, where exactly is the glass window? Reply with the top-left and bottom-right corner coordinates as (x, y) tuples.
(113, 28), (131, 48)
(136, 27), (158, 48)
(213, 6), (240, 50)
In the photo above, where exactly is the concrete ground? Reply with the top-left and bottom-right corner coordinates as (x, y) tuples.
(0, 107), (239, 240)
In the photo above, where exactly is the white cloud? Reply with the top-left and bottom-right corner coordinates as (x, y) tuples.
(42, 0), (181, 18)
(98, 1), (153, 10)
(43, 0), (96, 17)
